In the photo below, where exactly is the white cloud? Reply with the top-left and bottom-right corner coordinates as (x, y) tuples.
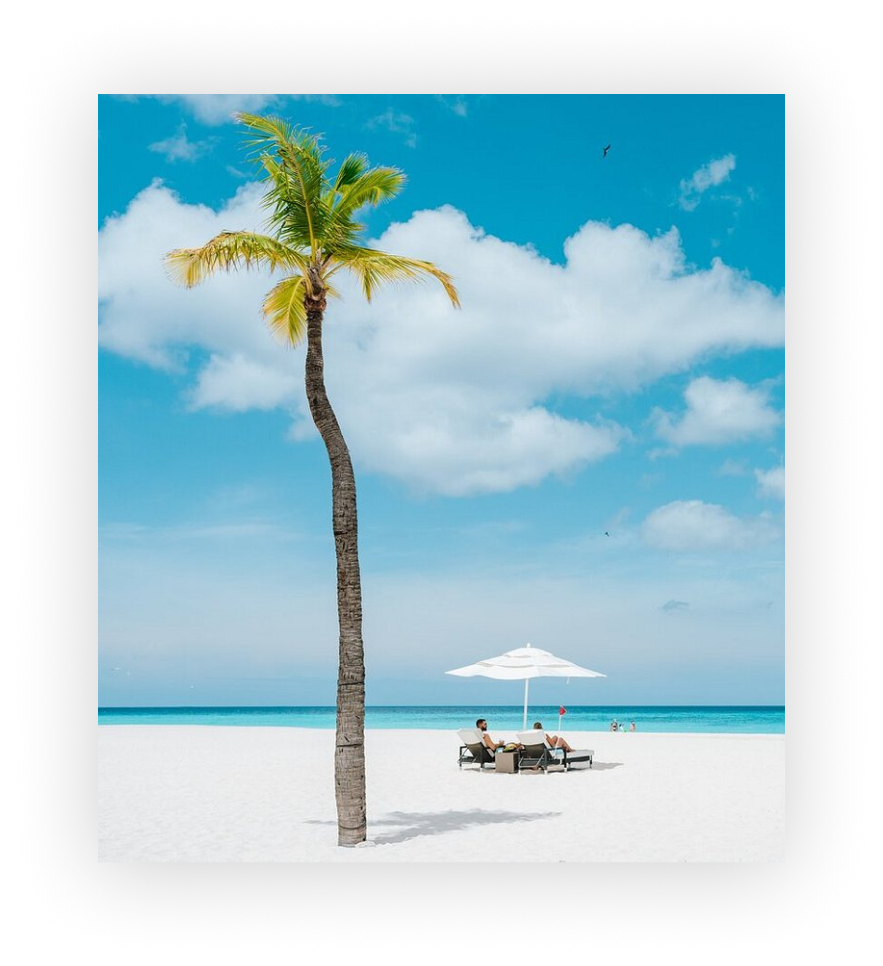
(98, 185), (784, 496)
(755, 465), (785, 500)
(367, 109), (417, 147)
(642, 500), (780, 551)
(189, 353), (301, 411)
(679, 154), (737, 211)
(358, 407), (623, 497)
(98, 180), (275, 369)
(652, 376), (782, 447)
(148, 95), (340, 125)
(717, 458), (749, 477)
(437, 95), (469, 117)
(148, 124), (215, 162)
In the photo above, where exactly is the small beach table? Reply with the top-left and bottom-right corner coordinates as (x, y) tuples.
(494, 750), (519, 774)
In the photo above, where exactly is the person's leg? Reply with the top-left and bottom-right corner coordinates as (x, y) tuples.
(549, 735), (574, 752)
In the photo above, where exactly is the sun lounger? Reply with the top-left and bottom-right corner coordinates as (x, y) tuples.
(515, 731), (594, 772)
(457, 728), (497, 770)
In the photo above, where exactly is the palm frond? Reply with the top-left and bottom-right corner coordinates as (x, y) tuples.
(262, 275), (308, 346)
(318, 166), (407, 253)
(332, 152), (369, 193)
(329, 246), (460, 307)
(333, 167), (406, 218)
(261, 274), (344, 347)
(236, 113), (328, 258)
(164, 231), (308, 288)
(256, 152), (318, 250)
(167, 114), (460, 323)
(236, 112), (327, 177)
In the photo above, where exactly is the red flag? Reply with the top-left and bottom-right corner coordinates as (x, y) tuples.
(559, 706), (567, 716)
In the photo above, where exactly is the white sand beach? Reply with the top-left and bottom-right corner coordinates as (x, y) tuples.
(98, 726), (784, 862)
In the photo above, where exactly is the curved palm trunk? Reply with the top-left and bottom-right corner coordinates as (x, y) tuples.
(304, 292), (366, 847)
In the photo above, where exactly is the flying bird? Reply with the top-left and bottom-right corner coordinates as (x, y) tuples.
(602, 144), (611, 158)
(604, 531), (609, 537)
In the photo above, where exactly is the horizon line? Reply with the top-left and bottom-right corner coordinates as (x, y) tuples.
(99, 702), (785, 710)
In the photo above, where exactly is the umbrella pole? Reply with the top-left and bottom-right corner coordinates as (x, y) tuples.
(523, 679), (529, 731)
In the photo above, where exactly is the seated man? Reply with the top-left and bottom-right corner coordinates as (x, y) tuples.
(476, 718), (520, 751)
(533, 720), (575, 753)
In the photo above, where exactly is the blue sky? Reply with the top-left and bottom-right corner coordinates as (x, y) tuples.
(98, 94), (784, 707)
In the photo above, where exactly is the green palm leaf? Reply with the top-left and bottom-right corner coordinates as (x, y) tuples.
(237, 112), (327, 258)
(165, 231), (308, 287)
(333, 167), (406, 218)
(329, 246), (461, 307)
(262, 275), (308, 346)
(332, 153), (370, 193)
(167, 114), (459, 313)
(261, 276), (344, 347)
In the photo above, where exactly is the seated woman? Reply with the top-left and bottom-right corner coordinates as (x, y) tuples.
(532, 721), (575, 753)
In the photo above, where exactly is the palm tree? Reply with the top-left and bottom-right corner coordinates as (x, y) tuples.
(164, 113), (459, 846)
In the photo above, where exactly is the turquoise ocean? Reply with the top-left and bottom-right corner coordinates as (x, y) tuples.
(98, 705), (784, 734)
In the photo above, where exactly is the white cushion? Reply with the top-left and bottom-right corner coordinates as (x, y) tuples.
(457, 728), (483, 744)
(516, 730), (551, 747)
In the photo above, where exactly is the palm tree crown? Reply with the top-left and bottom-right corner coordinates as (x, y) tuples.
(165, 112), (460, 337)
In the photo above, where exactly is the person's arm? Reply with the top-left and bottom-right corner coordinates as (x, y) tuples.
(482, 733), (499, 750)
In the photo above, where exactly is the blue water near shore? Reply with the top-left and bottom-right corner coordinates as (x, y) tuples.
(98, 705), (784, 734)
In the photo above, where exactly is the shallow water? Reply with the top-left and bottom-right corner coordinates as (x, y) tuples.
(98, 704), (785, 734)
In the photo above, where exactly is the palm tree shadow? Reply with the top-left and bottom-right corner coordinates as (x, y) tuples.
(306, 809), (561, 845)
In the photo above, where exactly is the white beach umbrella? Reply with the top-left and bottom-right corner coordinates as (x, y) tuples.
(445, 642), (606, 730)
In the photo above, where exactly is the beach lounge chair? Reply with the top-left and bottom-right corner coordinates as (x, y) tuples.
(457, 728), (497, 770)
(515, 731), (594, 773)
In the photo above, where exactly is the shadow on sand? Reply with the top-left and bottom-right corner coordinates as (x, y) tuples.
(577, 761), (623, 771)
(306, 808), (561, 845)
(516, 761), (623, 772)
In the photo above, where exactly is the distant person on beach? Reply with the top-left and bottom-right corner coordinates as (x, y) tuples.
(476, 718), (519, 752)
(630, 721), (636, 732)
(533, 721), (574, 752)
(610, 719), (618, 731)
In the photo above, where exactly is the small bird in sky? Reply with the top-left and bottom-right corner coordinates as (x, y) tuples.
(602, 144), (611, 158)
(604, 531), (610, 537)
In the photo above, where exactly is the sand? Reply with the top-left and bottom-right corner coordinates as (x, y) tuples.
(97, 726), (784, 862)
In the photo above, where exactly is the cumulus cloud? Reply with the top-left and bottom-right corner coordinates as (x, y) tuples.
(652, 376), (782, 448)
(148, 124), (216, 163)
(147, 95), (340, 125)
(98, 184), (784, 496)
(98, 180), (275, 369)
(642, 500), (780, 551)
(679, 154), (737, 211)
(755, 465), (785, 500)
(189, 353), (301, 411)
